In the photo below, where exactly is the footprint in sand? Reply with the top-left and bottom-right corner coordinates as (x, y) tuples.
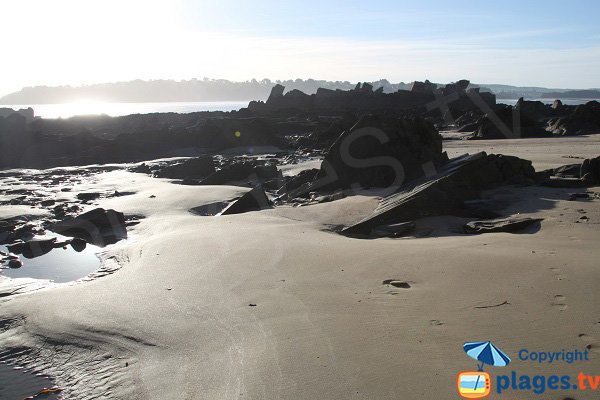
(550, 267), (567, 281)
(578, 334), (600, 354)
(552, 295), (568, 311)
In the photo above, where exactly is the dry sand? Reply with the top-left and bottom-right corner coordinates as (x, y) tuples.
(0, 136), (599, 399)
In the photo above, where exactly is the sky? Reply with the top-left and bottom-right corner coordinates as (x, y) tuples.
(1, 0), (599, 96)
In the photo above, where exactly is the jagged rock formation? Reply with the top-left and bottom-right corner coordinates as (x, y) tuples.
(0, 107), (34, 122)
(341, 152), (536, 236)
(1, 79), (599, 170)
(311, 115), (447, 192)
(248, 79), (496, 116)
(547, 100), (600, 135)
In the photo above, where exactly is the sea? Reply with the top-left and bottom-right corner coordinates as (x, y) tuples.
(2, 101), (252, 119)
(2, 98), (596, 119)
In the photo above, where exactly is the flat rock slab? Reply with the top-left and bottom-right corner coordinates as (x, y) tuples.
(464, 217), (543, 234)
(189, 202), (230, 216)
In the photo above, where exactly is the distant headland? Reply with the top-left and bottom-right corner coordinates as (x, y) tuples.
(2, 78), (599, 105)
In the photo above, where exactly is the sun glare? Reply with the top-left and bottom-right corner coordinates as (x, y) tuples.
(66, 99), (109, 116)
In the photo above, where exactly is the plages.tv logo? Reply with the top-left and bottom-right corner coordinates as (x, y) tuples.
(457, 341), (511, 399)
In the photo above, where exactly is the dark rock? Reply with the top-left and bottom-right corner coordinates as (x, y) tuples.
(361, 82), (374, 93)
(382, 279), (411, 288)
(155, 156), (215, 179)
(463, 217), (543, 234)
(9, 238), (57, 258)
(581, 156), (600, 183)
(455, 111), (483, 131)
(515, 98), (554, 121)
(70, 237), (87, 252)
(342, 152), (536, 236)
(5, 241), (24, 254)
(220, 187), (272, 215)
(276, 169), (320, 198)
(543, 177), (588, 188)
(474, 104), (551, 139)
(306, 115), (446, 193)
(411, 80), (436, 93)
(189, 202), (230, 216)
(49, 208), (127, 246)
(267, 84), (285, 101)
(0, 220), (15, 233)
(77, 192), (102, 201)
(200, 161), (277, 185)
(8, 259), (22, 268)
(568, 193), (591, 201)
(539, 156), (600, 187)
(552, 164), (582, 178)
(547, 101), (600, 135)
(131, 163), (152, 174)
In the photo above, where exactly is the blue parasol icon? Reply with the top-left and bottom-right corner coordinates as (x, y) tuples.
(464, 341), (511, 371)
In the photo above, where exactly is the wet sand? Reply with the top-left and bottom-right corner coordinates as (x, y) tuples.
(0, 136), (599, 399)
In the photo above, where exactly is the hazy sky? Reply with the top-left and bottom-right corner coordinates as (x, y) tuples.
(1, 0), (599, 96)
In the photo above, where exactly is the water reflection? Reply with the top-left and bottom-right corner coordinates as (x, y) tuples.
(0, 234), (100, 283)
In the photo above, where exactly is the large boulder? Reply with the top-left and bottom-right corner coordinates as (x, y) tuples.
(581, 156), (600, 183)
(539, 155), (600, 186)
(473, 104), (551, 139)
(547, 101), (600, 135)
(49, 208), (127, 246)
(342, 152), (536, 236)
(155, 156), (215, 179)
(200, 161), (278, 185)
(308, 115), (446, 193)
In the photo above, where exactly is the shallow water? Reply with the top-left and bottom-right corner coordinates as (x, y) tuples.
(0, 234), (100, 283)
(3, 101), (250, 119)
(0, 363), (61, 399)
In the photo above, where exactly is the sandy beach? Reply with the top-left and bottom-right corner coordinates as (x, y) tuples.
(0, 135), (597, 399)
